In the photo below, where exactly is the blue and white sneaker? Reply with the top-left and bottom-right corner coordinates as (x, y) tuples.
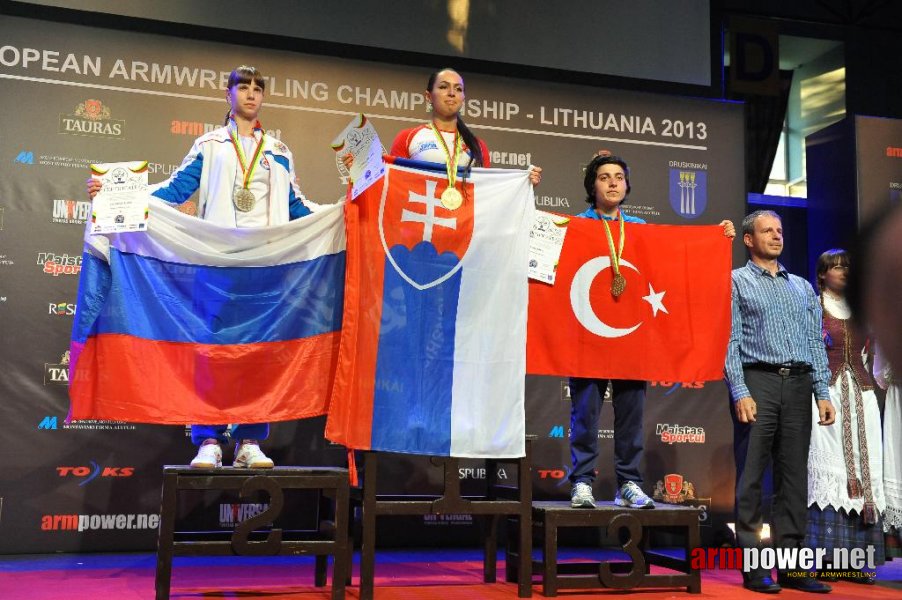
(614, 481), (655, 509)
(571, 482), (596, 508)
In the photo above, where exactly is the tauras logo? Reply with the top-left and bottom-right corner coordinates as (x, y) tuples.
(59, 99), (124, 139)
(44, 351), (70, 385)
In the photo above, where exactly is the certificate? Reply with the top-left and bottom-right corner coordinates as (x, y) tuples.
(90, 161), (149, 233)
(331, 113), (385, 199)
(528, 211), (569, 284)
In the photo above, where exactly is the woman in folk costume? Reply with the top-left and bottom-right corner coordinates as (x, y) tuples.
(806, 249), (884, 583)
(875, 347), (902, 558)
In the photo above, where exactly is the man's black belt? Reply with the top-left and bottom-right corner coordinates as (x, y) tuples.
(744, 362), (812, 377)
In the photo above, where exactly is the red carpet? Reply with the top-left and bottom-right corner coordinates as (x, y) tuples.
(0, 550), (899, 599)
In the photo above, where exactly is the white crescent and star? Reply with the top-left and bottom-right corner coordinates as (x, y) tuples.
(569, 257), (668, 339)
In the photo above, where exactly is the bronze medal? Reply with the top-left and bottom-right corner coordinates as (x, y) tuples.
(233, 188), (256, 212)
(611, 273), (626, 297)
(441, 186), (463, 210)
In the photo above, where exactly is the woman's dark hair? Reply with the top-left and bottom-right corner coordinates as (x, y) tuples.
(583, 152), (630, 205)
(223, 65), (265, 125)
(815, 248), (850, 292)
(427, 68), (484, 167)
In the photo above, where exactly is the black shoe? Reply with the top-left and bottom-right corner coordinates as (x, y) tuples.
(743, 576), (782, 594)
(778, 572), (832, 593)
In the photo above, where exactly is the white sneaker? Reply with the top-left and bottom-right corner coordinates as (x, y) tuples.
(615, 481), (655, 509)
(190, 442), (222, 468)
(571, 481), (596, 508)
(233, 440), (274, 468)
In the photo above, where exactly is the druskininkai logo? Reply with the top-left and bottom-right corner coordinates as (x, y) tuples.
(668, 167), (707, 219)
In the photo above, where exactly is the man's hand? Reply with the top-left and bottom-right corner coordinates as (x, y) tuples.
(734, 396), (757, 423)
(817, 399), (836, 425)
(719, 219), (736, 239)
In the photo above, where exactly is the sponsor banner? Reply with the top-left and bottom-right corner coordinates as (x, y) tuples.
(41, 513), (159, 532)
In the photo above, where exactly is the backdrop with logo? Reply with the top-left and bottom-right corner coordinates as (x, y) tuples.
(0, 15), (746, 553)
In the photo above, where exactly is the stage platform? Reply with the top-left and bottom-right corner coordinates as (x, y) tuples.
(1, 547), (900, 599)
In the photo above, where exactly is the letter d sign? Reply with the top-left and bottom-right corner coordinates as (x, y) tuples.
(729, 18), (779, 96)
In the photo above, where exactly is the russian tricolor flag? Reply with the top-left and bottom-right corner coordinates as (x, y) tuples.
(68, 198), (346, 424)
(325, 158), (533, 457)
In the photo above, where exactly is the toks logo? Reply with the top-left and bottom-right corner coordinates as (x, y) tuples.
(59, 99), (124, 138)
(57, 462), (135, 486)
(650, 381), (705, 396)
(37, 252), (82, 276)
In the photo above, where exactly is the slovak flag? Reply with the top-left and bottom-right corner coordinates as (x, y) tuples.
(527, 218), (731, 381)
(325, 158), (534, 457)
(68, 199), (346, 424)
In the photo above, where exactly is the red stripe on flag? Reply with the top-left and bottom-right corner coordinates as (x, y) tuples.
(68, 331), (339, 424)
(325, 183), (387, 449)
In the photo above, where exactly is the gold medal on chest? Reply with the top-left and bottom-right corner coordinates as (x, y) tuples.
(441, 186), (463, 210)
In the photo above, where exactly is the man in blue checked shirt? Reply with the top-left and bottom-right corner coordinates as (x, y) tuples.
(724, 210), (836, 595)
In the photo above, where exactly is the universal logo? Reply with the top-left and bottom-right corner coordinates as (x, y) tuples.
(59, 99), (125, 139)
(44, 350), (70, 385)
(219, 503), (270, 528)
(52, 199), (90, 225)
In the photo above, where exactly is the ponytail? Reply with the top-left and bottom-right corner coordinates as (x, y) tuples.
(457, 116), (484, 167)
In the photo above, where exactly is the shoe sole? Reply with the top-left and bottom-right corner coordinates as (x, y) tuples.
(571, 500), (596, 508)
(614, 498), (655, 509)
(233, 462), (274, 468)
(190, 462), (221, 469)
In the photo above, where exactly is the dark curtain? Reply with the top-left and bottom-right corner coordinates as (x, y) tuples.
(728, 69), (794, 194)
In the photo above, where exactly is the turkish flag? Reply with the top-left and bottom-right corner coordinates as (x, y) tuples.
(526, 217), (731, 381)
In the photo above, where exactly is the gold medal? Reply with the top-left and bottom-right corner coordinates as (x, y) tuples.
(611, 273), (626, 297)
(233, 188), (256, 212)
(441, 186), (463, 210)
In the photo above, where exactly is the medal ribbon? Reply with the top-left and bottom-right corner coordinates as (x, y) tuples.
(228, 120), (266, 191)
(430, 123), (461, 190)
(601, 209), (626, 280)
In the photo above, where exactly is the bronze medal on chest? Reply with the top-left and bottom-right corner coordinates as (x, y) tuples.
(611, 273), (626, 297)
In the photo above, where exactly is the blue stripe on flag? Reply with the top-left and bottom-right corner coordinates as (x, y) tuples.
(92, 248), (344, 343)
(371, 242), (461, 455)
